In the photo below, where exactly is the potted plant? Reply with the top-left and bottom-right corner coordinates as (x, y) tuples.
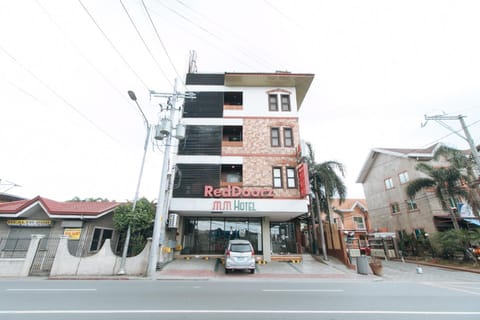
(369, 257), (383, 276)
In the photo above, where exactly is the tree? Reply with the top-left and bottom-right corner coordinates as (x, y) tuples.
(406, 147), (470, 230)
(305, 142), (347, 259)
(113, 198), (155, 256)
(434, 145), (480, 216)
(68, 196), (111, 202)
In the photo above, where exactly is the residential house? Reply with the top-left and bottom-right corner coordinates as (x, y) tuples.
(0, 196), (120, 258)
(330, 199), (370, 251)
(356, 143), (477, 240)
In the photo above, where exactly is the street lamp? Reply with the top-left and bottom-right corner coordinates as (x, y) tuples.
(117, 90), (151, 275)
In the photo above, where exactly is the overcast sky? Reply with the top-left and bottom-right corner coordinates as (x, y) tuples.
(1, 0), (479, 202)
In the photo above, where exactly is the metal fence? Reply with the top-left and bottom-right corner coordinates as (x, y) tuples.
(29, 237), (61, 276)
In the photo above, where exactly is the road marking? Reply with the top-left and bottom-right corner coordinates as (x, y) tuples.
(6, 289), (96, 292)
(0, 310), (478, 315)
(262, 289), (343, 292)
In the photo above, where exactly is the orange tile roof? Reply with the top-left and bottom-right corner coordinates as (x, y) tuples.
(330, 198), (367, 211)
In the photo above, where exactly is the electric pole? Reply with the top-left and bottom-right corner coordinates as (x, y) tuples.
(423, 114), (480, 177)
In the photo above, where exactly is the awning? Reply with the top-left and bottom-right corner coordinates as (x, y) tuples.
(464, 218), (480, 227)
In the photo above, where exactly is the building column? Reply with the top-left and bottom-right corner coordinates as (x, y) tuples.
(262, 217), (271, 262)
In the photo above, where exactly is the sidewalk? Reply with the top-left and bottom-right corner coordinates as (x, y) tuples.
(155, 254), (376, 280)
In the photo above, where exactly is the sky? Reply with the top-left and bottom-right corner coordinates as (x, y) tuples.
(1, 0), (479, 202)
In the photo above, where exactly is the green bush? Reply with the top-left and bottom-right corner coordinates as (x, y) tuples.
(431, 229), (480, 261)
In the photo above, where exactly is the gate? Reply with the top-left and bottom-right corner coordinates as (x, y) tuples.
(29, 237), (61, 276)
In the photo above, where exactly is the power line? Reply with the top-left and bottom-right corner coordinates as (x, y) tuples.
(151, 2), (260, 71)
(175, 0), (276, 71)
(35, 0), (139, 117)
(141, 0), (185, 88)
(120, 0), (173, 88)
(77, 0), (150, 91)
(0, 45), (122, 145)
(263, 0), (303, 29)
(362, 118), (480, 172)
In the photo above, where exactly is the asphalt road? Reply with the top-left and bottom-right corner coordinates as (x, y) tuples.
(1, 278), (479, 320)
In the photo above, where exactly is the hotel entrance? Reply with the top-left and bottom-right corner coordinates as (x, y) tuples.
(270, 222), (297, 254)
(181, 217), (263, 255)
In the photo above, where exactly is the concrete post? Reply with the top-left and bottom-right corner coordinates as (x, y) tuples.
(262, 217), (271, 262)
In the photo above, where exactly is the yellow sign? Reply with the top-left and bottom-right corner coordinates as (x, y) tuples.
(64, 228), (82, 240)
(7, 219), (52, 227)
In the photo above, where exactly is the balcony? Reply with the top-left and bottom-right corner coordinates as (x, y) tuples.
(220, 165), (242, 187)
(222, 126), (243, 147)
(224, 92), (243, 110)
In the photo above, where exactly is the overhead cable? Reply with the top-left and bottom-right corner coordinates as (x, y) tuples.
(77, 0), (150, 91)
(120, 0), (173, 88)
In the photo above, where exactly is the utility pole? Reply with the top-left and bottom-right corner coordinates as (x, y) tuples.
(147, 79), (193, 278)
(423, 113), (480, 220)
(423, 114), (480, 177)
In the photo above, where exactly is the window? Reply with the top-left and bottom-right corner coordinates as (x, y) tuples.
(407, 198), (418, 211)
(286, 167), (296, 188)
(89, 228), (113, 252)
(273, 167), (283, 188)
(384, 177), (394, 190)
(391, 202), (400, 214)
(283, 128), (293, 147)
(268, 94), (278, 111)
(271, 128), (280, 147)
(221, 164), (242, 184)
(399, 171), (409, 184)
(224, 92), (243, 105)
(281, 94), (291, 111)
(353, 217), (366, 230)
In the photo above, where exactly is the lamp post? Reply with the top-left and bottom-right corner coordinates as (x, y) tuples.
(117, 90), (151, 275)
(147, 79), (192, 278)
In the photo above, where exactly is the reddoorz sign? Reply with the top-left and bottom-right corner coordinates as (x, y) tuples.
(204, 185), (274, 198)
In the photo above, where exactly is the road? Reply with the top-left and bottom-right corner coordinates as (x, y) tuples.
(1, 277), (479, 320)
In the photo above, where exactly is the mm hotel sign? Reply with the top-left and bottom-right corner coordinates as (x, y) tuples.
(212, 200), (256, 212)
(204, 185), (273, 198)
(7, 219), (52, 227)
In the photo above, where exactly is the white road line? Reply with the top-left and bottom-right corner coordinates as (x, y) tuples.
(6, 289), (96, 292)
(0, 310), (479, 315)
(262, 289), (343, 292)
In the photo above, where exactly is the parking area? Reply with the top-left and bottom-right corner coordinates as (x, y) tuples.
(156, 254), (480, 282)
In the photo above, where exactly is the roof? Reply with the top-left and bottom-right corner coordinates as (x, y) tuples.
(356, 143), (442, 183)
(0, 196), (119, 219)
(330, 199), (368, 213)
(224, 72), (315, 110)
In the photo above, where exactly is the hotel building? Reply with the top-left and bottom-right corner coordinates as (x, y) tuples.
(169, 71), (314, 261)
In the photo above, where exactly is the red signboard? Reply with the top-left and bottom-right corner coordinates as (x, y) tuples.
(297, 162), (310, 197)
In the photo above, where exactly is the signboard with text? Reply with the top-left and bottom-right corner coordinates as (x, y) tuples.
(64, 228), (82, 240)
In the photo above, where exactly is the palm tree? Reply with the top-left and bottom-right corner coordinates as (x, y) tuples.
(406, 149), (469, 230)
(305, 142), (347, 259)
(434, 145), (480, 216)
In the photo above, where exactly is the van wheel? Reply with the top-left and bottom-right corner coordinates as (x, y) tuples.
(250, 269), (255, 274)
(225, 268), (230, 274)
